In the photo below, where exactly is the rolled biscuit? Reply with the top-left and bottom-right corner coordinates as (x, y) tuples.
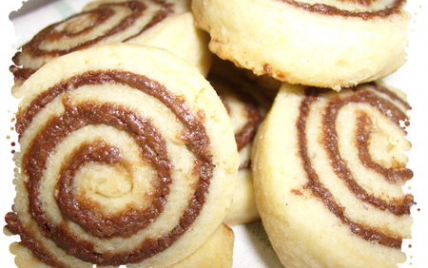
(192, 0), (410, 90)
(253, 82), (413, 268)
(5, 44), (238, 268)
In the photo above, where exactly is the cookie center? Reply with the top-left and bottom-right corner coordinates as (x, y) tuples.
(61, 13), (98, 34)
(83, 164), (133, 198)
(368, 125), (410, 169)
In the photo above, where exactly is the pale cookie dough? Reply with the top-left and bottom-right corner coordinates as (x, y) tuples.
(169, 224), (234, 268)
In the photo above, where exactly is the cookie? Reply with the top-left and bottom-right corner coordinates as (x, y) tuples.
(192, 0), (410, 90)
(252, 82), (413, 268)
(208, 59), (274, 225)
(5, 44), (238, 268)
(11, 0), (211, 94)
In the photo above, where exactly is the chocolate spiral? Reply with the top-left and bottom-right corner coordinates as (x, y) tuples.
(6, 68), (218, 267)
(277, 0), (406, 19)
(11, 0), (174, 83)
(296, 83), (413, 248)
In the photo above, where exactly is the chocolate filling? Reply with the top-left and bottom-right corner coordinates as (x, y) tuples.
(277, 0), (406, 19)
(8, 71), (213, 266)
(297, 83), (413, 249)
(10, 62), (36, 83)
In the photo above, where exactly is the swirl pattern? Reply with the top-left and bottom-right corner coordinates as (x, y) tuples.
(253, 82), (413, 267)
(5, 44), (238, 268)
(296, 83), (413, 248)
(11, 0), (176, 86)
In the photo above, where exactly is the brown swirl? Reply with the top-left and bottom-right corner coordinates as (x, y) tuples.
(6, 71), (213, 266)
(12, 0), (173, 82)
(277, 0), (406, 19)
(297, 83), (413, 248)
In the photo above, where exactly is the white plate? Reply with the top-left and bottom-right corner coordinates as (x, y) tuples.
(0, 1), (427, 267)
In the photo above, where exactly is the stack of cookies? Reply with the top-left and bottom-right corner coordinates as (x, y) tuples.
(192, 0), (413, 267)
(5, 0), (414, 268)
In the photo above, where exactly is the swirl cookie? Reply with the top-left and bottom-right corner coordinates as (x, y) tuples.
(208, 59), (274, 225)
(192, 0), (410, 90)
(11, 0), (211, 94)
(209, 75), (263, 225)
(252, 82), (413, 268)
(5, 44), (238, 268)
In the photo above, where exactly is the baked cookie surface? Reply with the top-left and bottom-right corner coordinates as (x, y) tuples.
(252, 82), (413, 268)
(192, 0), (410, 90)
(168, 224), (234, 268)
(6, 44), (238, 268)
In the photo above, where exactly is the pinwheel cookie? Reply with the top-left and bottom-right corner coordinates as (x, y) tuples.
(11, 0), (211, 94)
(5, 44), (238, 268)
(252, 82), (413, 268)
(192, 0), (410, 90)
(208, 59), (274, 225)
